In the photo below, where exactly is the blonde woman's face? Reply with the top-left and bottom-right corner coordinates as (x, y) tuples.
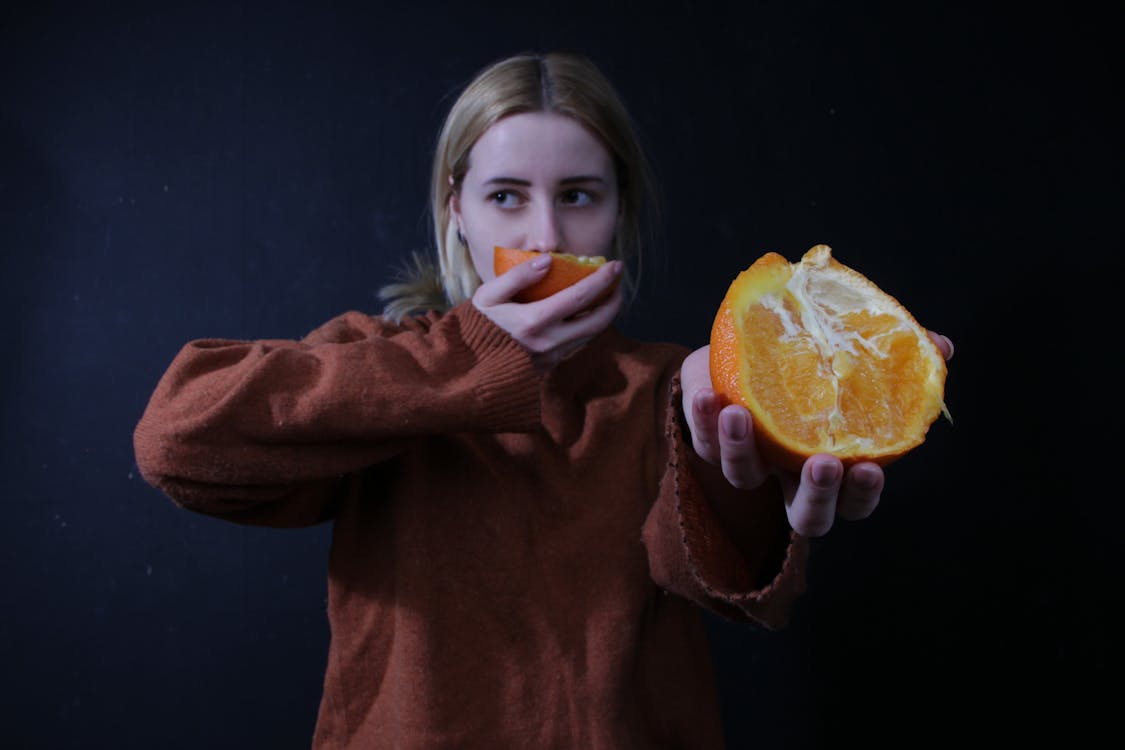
(451, 111), (620, 282)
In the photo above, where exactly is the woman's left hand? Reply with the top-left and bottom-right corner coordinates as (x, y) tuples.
(679, 333), (953, 536)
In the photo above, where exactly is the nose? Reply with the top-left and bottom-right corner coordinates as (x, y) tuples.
(524, 203), (564, 253)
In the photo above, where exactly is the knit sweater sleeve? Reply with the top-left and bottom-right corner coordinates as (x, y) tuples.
(642, 371), (810, 629)
(133, 303), (540, 527)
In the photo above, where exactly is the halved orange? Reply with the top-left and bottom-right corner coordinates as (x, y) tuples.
(493, 246), (608, 303)
(710, 244), (949, 471)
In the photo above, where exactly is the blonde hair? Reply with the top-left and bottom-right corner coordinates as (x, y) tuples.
(380, 52), (658, 320)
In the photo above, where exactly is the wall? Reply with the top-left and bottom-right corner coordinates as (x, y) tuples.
(2, 1), (1118, 747)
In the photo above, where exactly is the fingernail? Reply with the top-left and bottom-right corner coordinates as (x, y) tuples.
(942, 334), (954, 360)
(696, 390), (718, 416)
(609, 260), (623, 276)
(811, 460), (840, 487)
(720, 409), (746, 440)
(852, 466), (880, 490)
(530, 255), (551, 270)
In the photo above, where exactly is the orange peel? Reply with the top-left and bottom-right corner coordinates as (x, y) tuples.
(710, 244), (949, 471)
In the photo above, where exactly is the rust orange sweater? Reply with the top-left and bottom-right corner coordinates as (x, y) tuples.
(133, 302), (808, 749)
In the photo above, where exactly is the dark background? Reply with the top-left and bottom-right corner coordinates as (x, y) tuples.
(2, 1), (1119, 748)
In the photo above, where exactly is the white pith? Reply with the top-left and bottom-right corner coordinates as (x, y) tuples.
(750, 247), (945, 452)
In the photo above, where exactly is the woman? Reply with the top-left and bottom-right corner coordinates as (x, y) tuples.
(135, 52), (953, 748)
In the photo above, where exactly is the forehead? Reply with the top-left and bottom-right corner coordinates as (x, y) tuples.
(466, 111), (614, 179)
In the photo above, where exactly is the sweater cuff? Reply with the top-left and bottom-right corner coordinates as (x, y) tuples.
(662, 372), (809, 628)
(451, 302), (542, 433)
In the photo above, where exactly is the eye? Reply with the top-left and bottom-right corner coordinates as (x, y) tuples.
(560, 189), (595, 207)
(488, 190), (524, 208)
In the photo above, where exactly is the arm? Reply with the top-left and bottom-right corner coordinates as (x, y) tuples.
(133, 303), (540, 526)
(643, 371), (808, 628)
(647, 332), (955, 624)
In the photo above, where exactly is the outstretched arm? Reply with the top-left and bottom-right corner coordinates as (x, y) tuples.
(133, 304), (541, 525)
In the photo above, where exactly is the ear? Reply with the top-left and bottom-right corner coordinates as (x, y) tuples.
(448, 174), (462, 223)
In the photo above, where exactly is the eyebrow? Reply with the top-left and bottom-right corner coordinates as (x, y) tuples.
(482, 175), (609, 187)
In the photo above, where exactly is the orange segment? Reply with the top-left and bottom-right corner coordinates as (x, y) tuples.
(710, 245), (949, 471)
(493, 246), (608, 303)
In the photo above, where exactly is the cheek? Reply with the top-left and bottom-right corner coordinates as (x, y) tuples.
(457, 206), (498, 280)
(571, 206), (620, 254)
(469, 243), (495, 282)
(460, 202), (504, 241)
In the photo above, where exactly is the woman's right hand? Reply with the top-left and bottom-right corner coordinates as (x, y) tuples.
(472, 254), (624, 373)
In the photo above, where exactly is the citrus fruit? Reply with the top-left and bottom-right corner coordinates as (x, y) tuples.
(709, 244), (949, 471)
(493, 246), (609, 303)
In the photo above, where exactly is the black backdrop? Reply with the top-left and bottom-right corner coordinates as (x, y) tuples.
(2, 1), (1119, 748)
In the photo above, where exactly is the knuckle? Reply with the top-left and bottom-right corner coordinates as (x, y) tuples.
(786, 488), (836, 536)
(721, 459), (763, 491)
(789, 500), (835, 536)
(514, 313), (551, 341)
(804, 489), (837, 511)
(719, 438), (752, 463)
(692, 437), (715, 462)
(510, 322), (534, 343)
(521, 309), (545, 331)
(526, 337), (553, 355)
(567, 285), (591, 307)
(689, 420), (715, 449)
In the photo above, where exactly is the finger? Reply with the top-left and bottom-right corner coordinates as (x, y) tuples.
(717, 405), (767, 489)
(526, 268), (623, 356)
(531, 260), (623, 320)
(537, 260), (623, 321)
(473, 253), (552, 307)
(784, 455), (843, 537)
(679, 348), (711, 432)
(836, 462), (884, 521)
(524, 279), (624, 369)
(688, 387), (722, 465)
(927, 330), (954, 361)
(679, 346), (711, 396)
